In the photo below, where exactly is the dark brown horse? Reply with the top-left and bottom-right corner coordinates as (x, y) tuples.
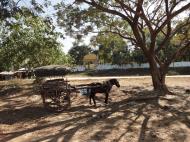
(89, 79), (120, 106)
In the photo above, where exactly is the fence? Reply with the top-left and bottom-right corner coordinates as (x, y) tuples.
(72, 65), (86, 72)
(72, 61), (190, 72)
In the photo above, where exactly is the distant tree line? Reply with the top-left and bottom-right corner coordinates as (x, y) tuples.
(68, 33), (190, 66)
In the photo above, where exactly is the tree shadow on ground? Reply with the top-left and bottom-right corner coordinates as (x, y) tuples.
(0, 85), (22, 96)
(0, 106), (55, 125)
(1, 86), (190, 142)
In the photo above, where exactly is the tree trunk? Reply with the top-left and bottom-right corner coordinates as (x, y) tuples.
(148, 56), (171, 95)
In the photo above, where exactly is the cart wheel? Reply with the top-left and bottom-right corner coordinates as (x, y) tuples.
(41, 90), (71, 112)
(40, 79), (72, 112)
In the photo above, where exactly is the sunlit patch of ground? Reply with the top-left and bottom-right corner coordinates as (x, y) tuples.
(0, 77), (190, 142)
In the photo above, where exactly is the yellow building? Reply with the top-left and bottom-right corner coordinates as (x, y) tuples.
(83, 54), (98, 69)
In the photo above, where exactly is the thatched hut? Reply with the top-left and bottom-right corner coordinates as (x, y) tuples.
(34, 65), (70, 78)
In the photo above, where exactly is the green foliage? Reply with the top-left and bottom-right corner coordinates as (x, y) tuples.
(131, 48), (147, 65)
(93, 33), (130, 64)
(55, 1), (130, 41)
(0, 13), (70, 71)
(68, 45), (92, 65)
(0, 0), (20, 20)
(56, 0), (190, 64)
(156, 18), (190, 62)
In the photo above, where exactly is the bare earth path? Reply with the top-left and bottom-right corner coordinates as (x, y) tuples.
(0, 77), (190, 142)
(66, 75), (190, 80)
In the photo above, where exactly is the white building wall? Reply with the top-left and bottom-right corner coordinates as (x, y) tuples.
(72, 62), (190, 72)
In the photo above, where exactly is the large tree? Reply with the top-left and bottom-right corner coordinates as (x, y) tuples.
(56, 0), (190, 94)
(0, 0), (73, 70)
(68, 45), (92, 65)
(92, 33), (130, 64)
(0, 8), (70, 70)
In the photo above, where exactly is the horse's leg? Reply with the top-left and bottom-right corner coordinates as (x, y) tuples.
(89, 94), (92, 105)
(92, 94), (96, 106)
(105, 93), (109, 104)
(88, 88), (93, 105)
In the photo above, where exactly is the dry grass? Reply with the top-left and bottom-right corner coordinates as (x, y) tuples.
(0, 77), (190, 142)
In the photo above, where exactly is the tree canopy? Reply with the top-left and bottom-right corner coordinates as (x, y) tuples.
(56, 0), (190, 93)
(68, 45), (92, 65)
(91, 33), (131, 64)
(0, 1), (71, 71)
(0, 0), (20, 20)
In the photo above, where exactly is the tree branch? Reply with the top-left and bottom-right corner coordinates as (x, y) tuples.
(133, 0), (143, 24)
(155, 20), (190, 53)
(81, 0), (133, 25)
(156, 2), (190, 34)
(165, 41), (190, 66)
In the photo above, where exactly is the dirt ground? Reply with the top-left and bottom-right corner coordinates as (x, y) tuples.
(0, 77), (190, 142)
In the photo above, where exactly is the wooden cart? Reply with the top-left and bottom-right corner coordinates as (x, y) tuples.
(40, 79), (74, 112)
(34, 65), (101, 112)
(34, 65), (75, 112)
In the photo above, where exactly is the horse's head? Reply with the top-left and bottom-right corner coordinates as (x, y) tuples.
(109, 79), (120, 88)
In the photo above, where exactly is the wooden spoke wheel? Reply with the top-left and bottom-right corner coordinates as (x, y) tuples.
(40, 79), (71, 112)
